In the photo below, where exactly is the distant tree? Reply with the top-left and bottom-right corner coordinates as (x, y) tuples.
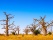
(15, 26), (20, 35)
(34, 16), (53, 36)
(29, 19), (38, 34)
(9, 24), (20, 35)
(10, 27), (16, 35)
(24, 26), (30, 35)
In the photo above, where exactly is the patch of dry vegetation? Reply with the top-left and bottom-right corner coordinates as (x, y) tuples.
(0, 35), (53, 40)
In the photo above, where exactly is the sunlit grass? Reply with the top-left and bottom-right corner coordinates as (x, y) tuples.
(0, 35), (53, 40)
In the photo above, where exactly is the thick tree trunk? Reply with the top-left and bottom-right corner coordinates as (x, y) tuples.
(6, 16), (9, 36)
(42, 27), (47, 36)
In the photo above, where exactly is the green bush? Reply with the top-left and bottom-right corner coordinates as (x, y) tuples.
(48, 32), (52, 35)
(34, 30), (40, 35)
(11, 32), (16, 35)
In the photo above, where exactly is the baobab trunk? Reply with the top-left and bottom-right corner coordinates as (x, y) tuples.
(42, 27), (47, 36)
(6, 16), (8, 36)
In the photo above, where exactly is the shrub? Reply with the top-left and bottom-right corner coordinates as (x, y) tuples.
(48, 32), (52, 35)
(34, 30), (40, 35)
(11, 32), (16, 35)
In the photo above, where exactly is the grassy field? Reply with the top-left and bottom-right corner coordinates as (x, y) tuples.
(0, 35), (53, 40)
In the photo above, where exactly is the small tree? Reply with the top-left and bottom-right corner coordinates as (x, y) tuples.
(15, 26), (20, 35)
(9, 24), (20, 35)
(24, 26), (30, 35)
(29, 24), (36, 34)
(29, 19), (38, 34)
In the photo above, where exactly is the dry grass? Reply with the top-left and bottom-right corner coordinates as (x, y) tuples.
(0, 35), (53, 40)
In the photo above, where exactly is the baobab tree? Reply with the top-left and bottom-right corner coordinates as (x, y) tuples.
(15, 26), (20, 35)
(29, 19), (38, 34)
(10, 27), (16, 35)
(34, 16), (53, 36)
(0, 12), (14, 36)
(24, 25), (30, 35)
(10, 24), (20, 35)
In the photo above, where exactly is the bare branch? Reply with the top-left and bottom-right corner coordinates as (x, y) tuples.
(47, 21), (53, 27)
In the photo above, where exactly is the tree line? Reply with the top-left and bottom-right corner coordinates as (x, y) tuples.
(0, 12), (53, 36)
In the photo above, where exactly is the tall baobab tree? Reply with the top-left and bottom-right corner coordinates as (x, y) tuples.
(0, 12), (14, 36)
(34, 16), (53, 36)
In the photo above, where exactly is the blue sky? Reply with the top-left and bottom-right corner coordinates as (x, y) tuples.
(0, 0), (53, 34)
